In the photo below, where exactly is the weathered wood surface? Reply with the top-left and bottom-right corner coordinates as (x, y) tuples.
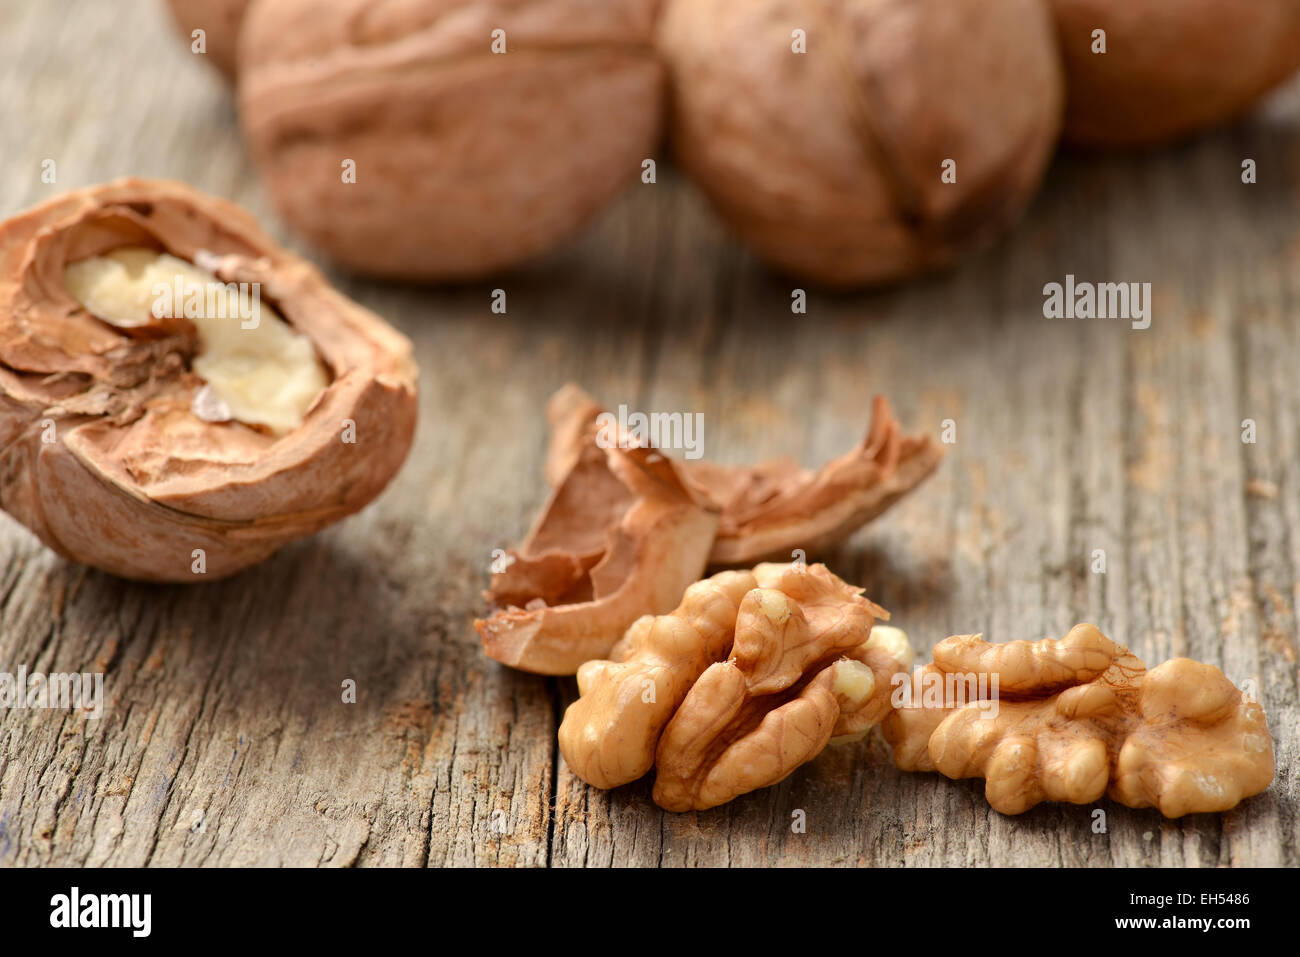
(1, 1), (1297, 867)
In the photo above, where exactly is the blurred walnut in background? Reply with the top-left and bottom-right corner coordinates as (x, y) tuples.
(164, 0), (250, 79)
(657, 0), (1064, 287)
(161, 0), (1300, 284)
(1049, 0), (1300, 146)
(237, 0), (665, 280)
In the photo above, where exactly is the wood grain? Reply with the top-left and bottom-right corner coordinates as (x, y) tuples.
(1, 0), (1296, 867)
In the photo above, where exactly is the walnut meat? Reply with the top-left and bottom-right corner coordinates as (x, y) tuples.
(657, 0), (1064, 286)
(883, 625), (1275, 817)
(560, 569), (758, 790)
(559, 562), (913, 811)
(237, 0), (665, 280)
(163, 0), (251, 79)
(1049, 0), (1300, 146)
(0, 179), (418, 581)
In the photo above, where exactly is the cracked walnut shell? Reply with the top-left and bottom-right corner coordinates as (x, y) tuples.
(545, 383), (944, 565)
(479, 383), (939, 676)
(0, 179), (418, 581)
(560, 562), (913, 811)
(657, 0), (1064, 286)
(237, 0), (665, 280)
(475, 421), (719, 675)
(883, 624), (1275, 817)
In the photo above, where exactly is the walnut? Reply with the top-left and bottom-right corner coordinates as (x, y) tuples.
(657, 0), (1064, 286)
(237, 0), (665, 280)
(559, 562), (913, 811)
(1048, 0), (1300, 146)
(883, 624), (1276, 817)
(163, 0), (251, 79)
(0, 179), (418, 581)
(545, 383), (944, 564)
(559, 569), (758, 789)
(475, 428), (719, 675)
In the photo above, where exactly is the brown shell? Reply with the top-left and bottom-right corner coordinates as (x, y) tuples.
(1050, 0), (1300, 147)
(163, 0), (251, 80)
(476, 432), (719, 676)
(237, 0), (666, 280)
(0, 179), (419, 581)
(658, 0), (1064, 287)
(544, 383), (944, 565)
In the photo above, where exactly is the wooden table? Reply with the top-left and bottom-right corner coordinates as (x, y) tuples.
(1, 0), (1296, 867)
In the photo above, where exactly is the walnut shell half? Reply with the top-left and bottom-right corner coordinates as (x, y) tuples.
(0, 179), (418, 581)
(238, 0), (665, 280)
(658, 0), (1064, 287)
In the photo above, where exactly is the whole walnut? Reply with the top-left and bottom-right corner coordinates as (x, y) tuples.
(657, 0), (1064, 287)
(1049, 0), (1300, 147)
(238, 0), (665, 280)
(163, 0), (251, 80)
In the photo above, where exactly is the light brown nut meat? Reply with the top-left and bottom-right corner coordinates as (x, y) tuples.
(653, 563), (908, 811)
(558, 569), (758, 789)
(657, 0), (1063, 287)
(543, 383), (944, 565)
(164, 0), (251, 79)
(882, 624), (1275, 817)
(238, 0), (664, 280)
(1112, 659), (1277, 818)
(1048, 0), (1300, 147)
(475, 433), (719, 676)
(559, 561), (911, 810)
(0, 179), (418, 582)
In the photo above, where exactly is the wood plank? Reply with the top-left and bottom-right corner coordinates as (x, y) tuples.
(1, 0), (1296, 867)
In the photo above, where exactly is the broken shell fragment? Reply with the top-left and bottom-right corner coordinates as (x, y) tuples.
(475, 429), (720, 676)
(0, 179), (418, 581)
(544, 383), (945, 565)
(682, 395), (945, 564)
(480, 383), (941, 676)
